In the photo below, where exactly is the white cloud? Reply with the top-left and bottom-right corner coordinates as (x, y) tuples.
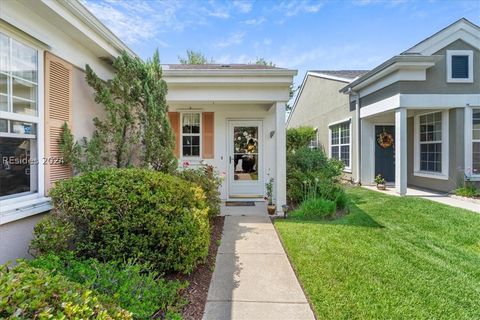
(233, 1), (253, 13)
(274, 1), (324, 17)
(244, 17), (266, 25)
(214, 32), (246, 48)
(84, 1), (158, 44)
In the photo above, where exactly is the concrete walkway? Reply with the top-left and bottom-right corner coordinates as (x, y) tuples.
(203, 203), (315, 320)
(363, 186), (480, 213)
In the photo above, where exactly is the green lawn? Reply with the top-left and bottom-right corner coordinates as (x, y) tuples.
(275, 187), (480, 319)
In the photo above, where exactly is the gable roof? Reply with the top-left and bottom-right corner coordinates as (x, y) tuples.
(286, 69), (368, 126)
(403, 18), (480, 55)
(341, 18), (480, 94)
(309, 70), (369, 82)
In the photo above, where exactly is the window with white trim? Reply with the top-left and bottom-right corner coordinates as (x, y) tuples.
(419, 112), (442, 173)
(473, 108), (480, 175)
(0, 32), (39, 198)
(181, 113), (201, 157)
(447, 50), (473, 83)
(330, 121), (350, 169)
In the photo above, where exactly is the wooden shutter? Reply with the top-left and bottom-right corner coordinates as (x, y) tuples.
(44, 52), (73, 193)
(202, 112), (214, 159)
(168, 112), (180, 158)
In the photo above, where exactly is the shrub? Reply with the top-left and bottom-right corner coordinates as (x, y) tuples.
(287, 147), (344, 206)
(0, 261), (131, 319)
(34, 168), (210, 273)
(30, 214), (75, 257)
(291, 198), (336, 219)
(455, 185), (479, 198)
(176, 164), (222, 218)
(286, 126), (317, 152)
(29, 254), (186, 319)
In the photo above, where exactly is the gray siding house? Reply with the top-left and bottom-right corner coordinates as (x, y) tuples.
(289, 18), (480, 195)
(287, 70), (368, 182)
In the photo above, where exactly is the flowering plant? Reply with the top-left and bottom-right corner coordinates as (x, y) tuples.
(265, 177), (274, 205)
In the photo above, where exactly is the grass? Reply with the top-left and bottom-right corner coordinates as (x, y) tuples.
(275, 187), (480, 319)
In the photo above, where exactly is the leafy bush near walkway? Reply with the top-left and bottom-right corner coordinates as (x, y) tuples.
(0, 262), (131, 319)
(29, 254), (186, 319)
(31, 168), (210, 274)
(176, 164), (222, 218)
(287, 146), (346, 208)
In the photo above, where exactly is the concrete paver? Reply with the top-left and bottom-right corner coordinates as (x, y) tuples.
(203, 203), (315, 320)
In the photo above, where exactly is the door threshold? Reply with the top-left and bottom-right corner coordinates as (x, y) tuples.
(229, 195), (263, 199)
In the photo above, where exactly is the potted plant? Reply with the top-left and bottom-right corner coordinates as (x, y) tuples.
(265, 177), (276, 215)
(375, 174), (386, 190)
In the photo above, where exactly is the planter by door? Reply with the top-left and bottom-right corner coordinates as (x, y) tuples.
(228, 120), (264, 198)
(375, 125), (395, 183)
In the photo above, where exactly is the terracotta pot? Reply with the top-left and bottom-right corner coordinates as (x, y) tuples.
(267, 205), (276, 215)
(377, 183), (387, 190)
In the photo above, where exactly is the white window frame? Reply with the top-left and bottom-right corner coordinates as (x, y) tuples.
(0, 27), (48, 224)
(180, 112), (202, 160)
(446, 50), (473, 83)
(328, 118), (352, 172)
(465, 106), (480, 181)
(414, 110), (449, 180)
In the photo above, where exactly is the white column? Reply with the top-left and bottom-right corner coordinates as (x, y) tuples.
(275, 101), (287, 214)
(395, 107), (407, 195)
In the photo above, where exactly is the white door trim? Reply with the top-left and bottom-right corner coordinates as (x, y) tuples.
(226, 119), (264, 199)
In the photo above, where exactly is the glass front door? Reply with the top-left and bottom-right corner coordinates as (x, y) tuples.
(228, 120), (263, 198)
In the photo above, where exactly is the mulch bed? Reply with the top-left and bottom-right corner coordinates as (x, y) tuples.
(179, 216), (225, 320)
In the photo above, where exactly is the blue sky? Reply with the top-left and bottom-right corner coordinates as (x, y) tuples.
(83, 0), (480, 87)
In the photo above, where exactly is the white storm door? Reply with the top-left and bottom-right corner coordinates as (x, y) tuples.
(228, 120), (264, 198)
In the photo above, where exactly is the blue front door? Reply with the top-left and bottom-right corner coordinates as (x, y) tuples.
(375, 125), (395, 183)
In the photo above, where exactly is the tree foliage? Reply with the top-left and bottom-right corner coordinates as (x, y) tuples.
(178, 49), (214, 64)
(61, 50), (176, 173)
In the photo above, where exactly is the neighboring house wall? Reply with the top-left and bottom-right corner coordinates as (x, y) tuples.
(288, 76), (356, 180)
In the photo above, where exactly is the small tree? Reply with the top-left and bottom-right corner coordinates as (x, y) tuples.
(178, 49), (214, 64)
(61, 50), (176, 173)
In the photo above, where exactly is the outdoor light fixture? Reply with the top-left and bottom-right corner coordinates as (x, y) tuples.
(281, 204), (288, 219)
(270, 130), (275, 138)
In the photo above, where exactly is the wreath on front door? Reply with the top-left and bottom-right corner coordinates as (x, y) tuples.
(377, 131), (394, 149)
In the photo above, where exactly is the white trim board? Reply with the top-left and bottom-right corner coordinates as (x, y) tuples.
(360, 94), (480, 119)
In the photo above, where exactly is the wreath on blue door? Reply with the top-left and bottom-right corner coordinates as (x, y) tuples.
(377, 131), (394, 149)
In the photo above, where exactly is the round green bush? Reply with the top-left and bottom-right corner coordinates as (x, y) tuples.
(0, 262), (131, 319)
(34, 168), (210, 274)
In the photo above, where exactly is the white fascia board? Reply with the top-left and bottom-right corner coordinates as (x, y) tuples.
(164, 75), (295, 85)
(307, 72), (353, 83)
(360, 94), (401, 118)
(163, 69), (297, 77)
(400, 94), (480, 108)
(405, 21), (480, 55)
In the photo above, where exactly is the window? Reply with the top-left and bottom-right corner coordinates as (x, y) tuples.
(473, 109), (480, 175)
(181, 113), (201, 157)
(329, 121), (350, 170)
(0, 32), (39, 198)
(419, 112), (442, 173)
(447, 50), (473, 83)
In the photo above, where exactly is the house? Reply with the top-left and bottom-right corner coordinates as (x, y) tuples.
(0, 1), (295, 264)
(287, 70), (368, 182)
(164, 64), (296, 205)
(289, 18), (480, 195)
